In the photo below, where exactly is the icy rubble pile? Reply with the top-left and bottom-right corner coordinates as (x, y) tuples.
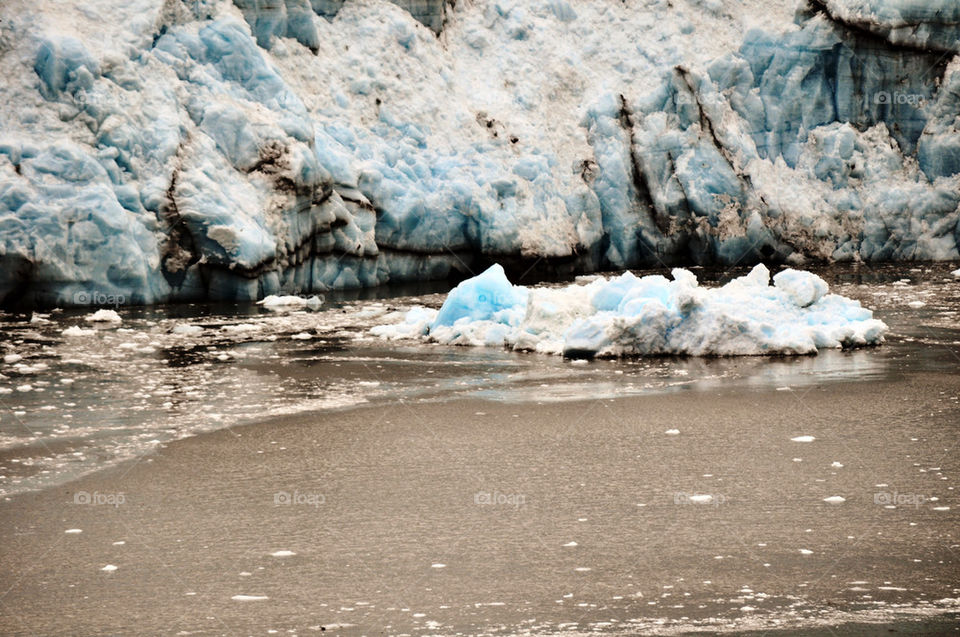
(371, 264), (888, 357)
(1, 0), (958, 308)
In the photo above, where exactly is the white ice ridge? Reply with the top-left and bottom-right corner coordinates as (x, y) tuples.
(372, 264), (888, 358)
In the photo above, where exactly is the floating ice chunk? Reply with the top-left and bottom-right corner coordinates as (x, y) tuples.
(290, 332), (313, 340)
(100, 565), (118, 572)
(431, 563), (446, 568)
(665, 429), (680, 435)
(370, 307), (439, 340)
(831, 462), (844, 468)
(258, 295), (323, 310)
(431, 264), (528, 328)
(563, 541), (578, 547)
(62, 326), (96, 336)
(3, 354), (23, 364)
(952, 269), (960, 279)
(65, 528), (82, 534)
(799, 549), (813, 555)
(906, 301), (926, 308)
(221, 324), (261, 333)
(269, 550), (295, 557)
(172, 324), (203, 336)
(232, 595), (269, 601)
(791, 435), (816, 442)
(375, 264), (887, 358)
(85, 309), (122, 323)
(773, 269), (829, 308)
(823, 496), (846, 504)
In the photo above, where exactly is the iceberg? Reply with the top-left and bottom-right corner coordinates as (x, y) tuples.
(371, 264), (888, 358)
(1, 0), (958, 308)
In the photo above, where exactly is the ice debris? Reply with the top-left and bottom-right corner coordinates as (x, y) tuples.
(372, 264), (887, 358)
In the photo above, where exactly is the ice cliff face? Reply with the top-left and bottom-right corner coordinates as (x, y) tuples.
(0, 0), (957, 308)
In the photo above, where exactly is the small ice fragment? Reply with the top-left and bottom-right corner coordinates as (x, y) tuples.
(65, 529), (82, 534)
(775, 386), (791, 391)
(85, 309), (122, 323)
(172, 324), (203, 336)
(791, 435), (816, 442)
(665, 429), (680, 435)
(689, 494), (714, 504)
(112, 541), (125, 545)
(799, 549), (813, 555)
(570, 359), (588, 365)
(290, 332), (313, 340)
(3, 354), (23, 364)
(269, 550), (295, 557)
(563, 541), (578, 547)
(62, 326), (95, 337)
(431, 563), (446, 568)
(232, 595), (269, 601)
(258, 295), (322, 310)
(823, 496), (846, 504)
(932, 506), (950, 511)
(574, 567), (592, 572)
(906, 301), (926, 308)
(101, 565), (118, 572)
(831, 462), (844, 468)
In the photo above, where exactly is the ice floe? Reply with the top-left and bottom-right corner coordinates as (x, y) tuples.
(372, 264), (887, 358)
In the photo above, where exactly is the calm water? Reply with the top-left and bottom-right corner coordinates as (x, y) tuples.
(0, 262), (958, 499)
(0, 263), (958, 636)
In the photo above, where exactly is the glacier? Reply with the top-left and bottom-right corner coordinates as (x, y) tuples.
(1, 0), (958, 308)
(370, 263), (888, 357)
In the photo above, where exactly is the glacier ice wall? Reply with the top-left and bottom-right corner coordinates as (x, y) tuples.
(0, 0), (958, 308)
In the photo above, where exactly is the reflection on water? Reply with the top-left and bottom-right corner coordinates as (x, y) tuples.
(0, 262), (958, 497)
